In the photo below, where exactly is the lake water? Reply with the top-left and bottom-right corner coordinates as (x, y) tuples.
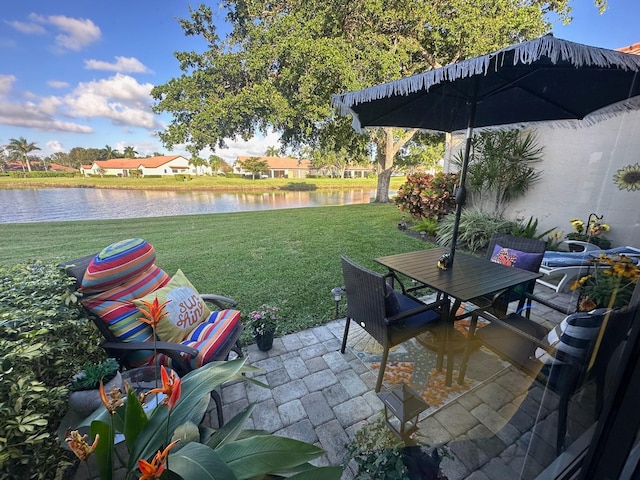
(0, 188), (378, 224)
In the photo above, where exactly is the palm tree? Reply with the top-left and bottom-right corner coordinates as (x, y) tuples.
(264, 146), (279, 157)
(102, 145), (119, 159)
(122, 146), (138, 158)
(6, 137), (40, 172)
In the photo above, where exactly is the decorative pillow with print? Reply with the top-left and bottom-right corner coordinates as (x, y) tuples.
(490, 244), (544, 272)
(134, 269), (212, 343)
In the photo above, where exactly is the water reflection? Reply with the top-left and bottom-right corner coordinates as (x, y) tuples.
(0, 188), (377, 224)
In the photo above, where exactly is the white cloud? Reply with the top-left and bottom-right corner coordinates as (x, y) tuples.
(0, 100), (93, 133)
(212, 130), (282, 162)
(0, 75), (16, 95)
(27, 13), (101, 52)
(5, 20), (46, 35)
(62, 73), (159, 129)
(84, 56), (151, 74)
(46, 140), (65, 153)
(47, 80), (69, 89)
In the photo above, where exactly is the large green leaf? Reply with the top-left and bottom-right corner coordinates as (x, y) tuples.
(90, 420), (114, 480)
(217, 436), (324, 479)
(123, 387), (147, 451)
(287, 466), (343, 479)
(168, 442), (238, 480)
(207, 403), (256, 449)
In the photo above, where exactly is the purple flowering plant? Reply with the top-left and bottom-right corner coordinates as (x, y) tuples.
(248, 304), (280, 336)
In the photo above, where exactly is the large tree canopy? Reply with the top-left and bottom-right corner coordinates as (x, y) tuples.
(152, 0), (604, 201)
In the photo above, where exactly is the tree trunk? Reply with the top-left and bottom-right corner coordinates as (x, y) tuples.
(373, 127), (418, 203)
(25, 156), (32, 172)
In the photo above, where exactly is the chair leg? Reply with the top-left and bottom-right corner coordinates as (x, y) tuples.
(211, 389), (224, 428)
(341, 318), (351, 354)
(458, 314), (479, 384)
(376, 347), (390, 393)
(556, 392), (570, 455)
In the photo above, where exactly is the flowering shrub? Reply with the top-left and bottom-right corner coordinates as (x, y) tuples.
(394, 172), (458, 220)
(566, 216), (611, 249)
(571, 254), (640, 310)
(248, 304), (280, 336)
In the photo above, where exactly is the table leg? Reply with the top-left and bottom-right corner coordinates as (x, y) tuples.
(441, 297), (454, 386)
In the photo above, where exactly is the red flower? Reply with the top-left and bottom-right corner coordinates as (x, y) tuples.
(137, 297), (170, 329)
(147, 366), (181, 410)
(138, 440), (179, 479)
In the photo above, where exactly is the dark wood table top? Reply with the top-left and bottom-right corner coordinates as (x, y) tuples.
(375, 247), (542, 302)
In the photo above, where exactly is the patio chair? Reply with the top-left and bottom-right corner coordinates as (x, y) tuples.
(536, 244), (640, 293)
(63, 238), (244, 426)
(458, 305), (635, 455)
(339, 255), (448, 392)
(452, 233), (547, 320)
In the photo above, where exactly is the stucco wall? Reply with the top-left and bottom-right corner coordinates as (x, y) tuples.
(445, 110), (640, 248)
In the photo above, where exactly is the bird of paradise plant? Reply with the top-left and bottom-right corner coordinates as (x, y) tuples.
(67, 358), (342, 480)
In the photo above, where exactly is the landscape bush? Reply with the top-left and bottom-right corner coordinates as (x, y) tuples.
(7, 171), (77, 178)
(0, 261), (104, 479)
(394, 172), (458, 220)
(436, 207), (516, 253)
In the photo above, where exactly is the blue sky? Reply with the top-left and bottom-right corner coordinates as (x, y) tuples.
(1, 1), (638, 162)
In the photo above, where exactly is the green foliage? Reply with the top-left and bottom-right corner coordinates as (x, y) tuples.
(411, 218), (439, 237)
(240, 158), (269, 179)
(436, 207), (515, 253)
(7, 171), (76, 178)
(453, 130), (543, 216)
(510, 216), (555, 240)
(0, 261), (105, 479)
(69, 358), (119, 392)
(345, 416), (407, 479)
(79, 360), (342, 479)
(395, 172), (458, 220)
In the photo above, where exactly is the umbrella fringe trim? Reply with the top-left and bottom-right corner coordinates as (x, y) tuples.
(332, 35), (640, 132)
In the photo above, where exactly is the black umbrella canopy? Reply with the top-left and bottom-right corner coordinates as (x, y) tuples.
(332, 35), (640, 265)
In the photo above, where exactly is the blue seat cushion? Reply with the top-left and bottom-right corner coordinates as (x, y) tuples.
(387, 292), (441, 344)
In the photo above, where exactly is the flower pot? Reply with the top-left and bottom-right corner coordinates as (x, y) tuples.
(68, 371), (122, 417)
(255, 332), (274, 351)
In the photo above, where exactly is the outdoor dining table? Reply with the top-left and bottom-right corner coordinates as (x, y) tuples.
(375, 247), (542, 386)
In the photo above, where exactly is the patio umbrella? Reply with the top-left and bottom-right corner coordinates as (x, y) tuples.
(332, 35), (640, 266)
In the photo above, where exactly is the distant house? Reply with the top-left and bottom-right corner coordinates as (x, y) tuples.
(81, 155), (204, 177)
(234, 156), (314, 179)
(233, 156), (372, 178)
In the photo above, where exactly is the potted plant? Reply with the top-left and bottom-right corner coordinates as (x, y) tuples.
(565, 215), (611, 250)
(248, 304), (280, 351)
(68, 358), (121, 416)
(570, 254), (640, 311)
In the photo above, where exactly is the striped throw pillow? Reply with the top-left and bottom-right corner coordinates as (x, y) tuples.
(534, 309), (607, 365)
(81, 238), (156, 293)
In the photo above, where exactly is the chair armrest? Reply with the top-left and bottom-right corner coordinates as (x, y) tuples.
(201, 294), (238, 309)
(386, 298), (449, 325)
(564, 240), (600, 252)
(524, 292), (575, 316)
(100, 341), (199, 375)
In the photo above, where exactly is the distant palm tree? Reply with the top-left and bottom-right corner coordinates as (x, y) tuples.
(6, 137), (40, 172)
(123, 146), (138, 158)
(265, 146), (279, 157)
(102, 145), (119, 159)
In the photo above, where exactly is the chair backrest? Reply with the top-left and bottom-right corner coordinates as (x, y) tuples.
(340, 256), (389, 346)
(486, 233), (548, 268)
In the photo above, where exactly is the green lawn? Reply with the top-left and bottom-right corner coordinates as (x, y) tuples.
(0, 203), (435, 339)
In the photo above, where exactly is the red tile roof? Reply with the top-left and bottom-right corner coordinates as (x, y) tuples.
(617, 42), (640, 55)
(93, 155), (185, 169)
(236, 156), (312, 169)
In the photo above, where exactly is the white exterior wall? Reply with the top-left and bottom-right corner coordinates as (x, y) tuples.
(445, 110), (640, 248)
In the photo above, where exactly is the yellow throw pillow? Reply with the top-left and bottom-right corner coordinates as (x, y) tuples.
(133, 269), (211, 343)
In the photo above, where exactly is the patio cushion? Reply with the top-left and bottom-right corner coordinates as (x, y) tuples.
(81, 264), (170, 365)
(80, 238), (156, 293)
(133, 269), (212, 343)
(156, 309), (242, 370)
(490, 244), (544, 272)
(534, 309), (606, 365)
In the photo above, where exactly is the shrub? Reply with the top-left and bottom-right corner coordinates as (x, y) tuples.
(0, 261), (104, 479)
(436, 207), (515, 253)
(411, 218), (439, 236)
(394, 172), (458, 220)
(69, 358), (119, 392)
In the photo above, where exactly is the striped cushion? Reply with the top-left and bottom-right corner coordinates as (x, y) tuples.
(535, 309), (606, 365)
(157, 309), (241, 370)
(81, 265), (170, 365)
(81, 238), (156, 293)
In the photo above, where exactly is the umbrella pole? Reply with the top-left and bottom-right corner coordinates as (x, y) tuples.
(448, 93), (478, 265)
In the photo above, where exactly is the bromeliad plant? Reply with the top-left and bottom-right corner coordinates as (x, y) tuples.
(66, 359), (341, 480)
(571, 254), (640, 311)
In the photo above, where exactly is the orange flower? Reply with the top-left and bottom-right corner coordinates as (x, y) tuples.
(137, 297), (170, 328)
(579, 297), (598, 312)
(147, 366), (181, 410)
(138, 440), (179, 480)
(99, 381), (125, 414)
(65, 430), (99, 461)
